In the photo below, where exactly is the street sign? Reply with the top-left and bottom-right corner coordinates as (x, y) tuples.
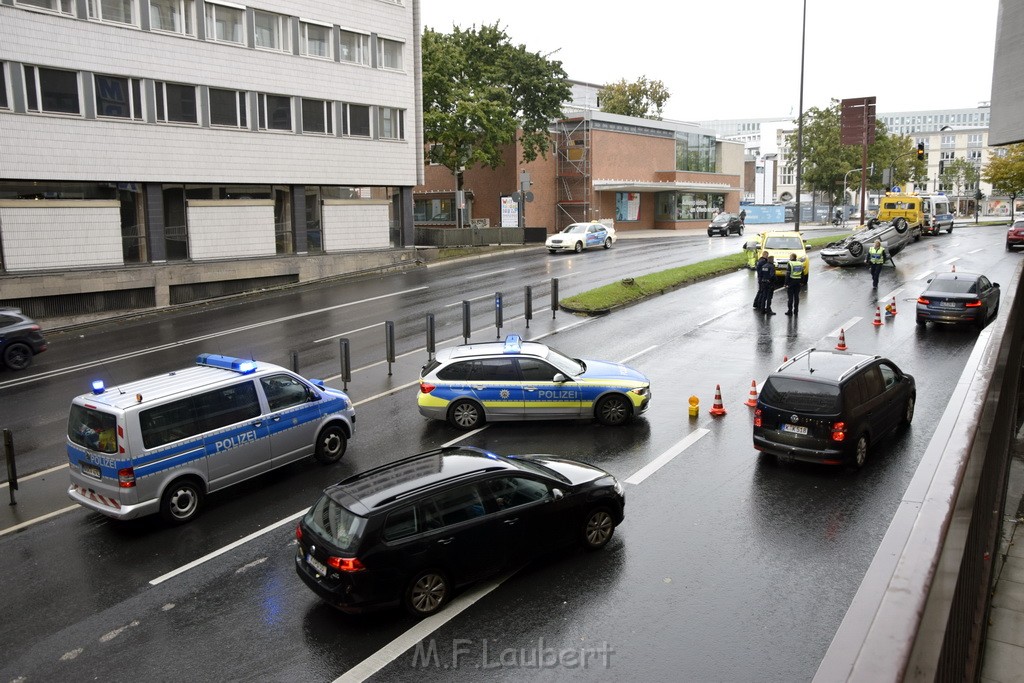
(841, 97), (876, 145)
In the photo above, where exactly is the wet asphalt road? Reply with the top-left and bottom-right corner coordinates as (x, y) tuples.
(0, 224), (1018, 682)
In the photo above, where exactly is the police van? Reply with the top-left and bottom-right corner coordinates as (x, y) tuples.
(66, 354), (355, 524)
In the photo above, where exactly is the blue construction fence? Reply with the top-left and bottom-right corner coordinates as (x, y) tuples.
(737, 204), (786, 224)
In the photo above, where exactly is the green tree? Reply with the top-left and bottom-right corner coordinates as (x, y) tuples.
(941, 157), (980, 209)
(598, 77), (671, 120)
(421, 23), (572, 224)
(983, 143), (1024, 222)
(784, 101), (925, 215)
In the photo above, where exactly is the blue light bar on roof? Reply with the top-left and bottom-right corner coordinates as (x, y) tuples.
(91, 380), (105, 395)
(503, 335), (523, 354)
(196, 353), (258, 374)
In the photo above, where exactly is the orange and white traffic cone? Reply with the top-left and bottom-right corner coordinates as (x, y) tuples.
(744, 380), (759, 407)
(873, 306), (883, 326)
(890, 296), (898, 315)
(952, 263), (957, 272)
(836, 328), (848, 351)
(709, 384), (727, 416)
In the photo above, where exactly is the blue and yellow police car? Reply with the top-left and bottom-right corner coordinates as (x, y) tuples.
(417, 335), (651, 429)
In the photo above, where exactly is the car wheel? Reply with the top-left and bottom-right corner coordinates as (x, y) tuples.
(848, 241), (864, 258)
(404, 570), (449, 617)
(916, 316), (927, 326)
(595, 394), (631, 426)
(448, 399), (484, 430)
(851, 434), (869, 470)
(548, 249), (557, 254)
(947, 225), (953, 234)
(893, 217), (908, 234)
(2, 342), (33, 371)
(738, 226), (744, 236)
(160, 477), (204, 524)
(582, 507), (615, 550)
(1008, 243), (1013, 251)
(573, 241), (583, 253)
(603, 237), (611, 249)
(314, 425), (347, 464)
(902, 394), (916, 425)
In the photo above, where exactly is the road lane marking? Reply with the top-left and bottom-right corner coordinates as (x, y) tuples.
(877, 288), (903, 305)
(0, 287), (430, 391)
(828, 317), (862, 339)
(335, 573), (514, 683)
(314, 321), (388, 344)
(466, 268), (515, 279)
(942, 257), (960, 265)
(967, 248), (984, 254)
(0, 462), (68, 489)
(625, 429), (709, 485)
(620, 345), (657, 364)
(911, 269), (934, 281)
(443, 293), (494, 307)
(0, 505), (80, 538)
(149, 509), (307, 585)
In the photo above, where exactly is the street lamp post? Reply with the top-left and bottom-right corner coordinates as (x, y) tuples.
(794, 0), (807, 231)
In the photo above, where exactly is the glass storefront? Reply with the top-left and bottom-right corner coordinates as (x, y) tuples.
(655, 191), (725, 221)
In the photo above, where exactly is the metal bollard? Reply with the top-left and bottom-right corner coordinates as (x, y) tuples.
(5, 429), (16, 506)
(551, 277), (559, 318)
(425, 313), (436, 361)
(290, 350), (299, 373)
(338, 338), (351, 391)
(495, 292), (503, 338)
(462, 300), (471, 344)
(385, 321), (396, 376)
(524, 285), (533, 329)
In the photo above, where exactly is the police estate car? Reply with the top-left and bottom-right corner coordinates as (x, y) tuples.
(417, 335), (651, 429)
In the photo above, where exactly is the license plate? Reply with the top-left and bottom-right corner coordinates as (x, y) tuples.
(81, 462), (102, 479)
(306, 553), (327, 576)
(780, 423), (808, 435)
(938, 301), (959, 309)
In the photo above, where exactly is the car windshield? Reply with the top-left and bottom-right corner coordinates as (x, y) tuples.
(307, 494), (367, 552)
(542, 345), (585, 376)
(68, 404), (118, 454)
(712, 214), (732, 224)
(764, 236), (804, 250)
(928, 277), (977, 294)
(759, 377), (840, 415)
(562, 224), (588, 234)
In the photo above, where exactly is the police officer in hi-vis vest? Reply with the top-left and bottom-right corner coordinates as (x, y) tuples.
(784, 253), (804, 315)
(868, 239), (889, 288)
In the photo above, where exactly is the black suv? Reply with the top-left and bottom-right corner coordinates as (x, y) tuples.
(294, 446), (624, 617)
(0, 307), (48, 371)
(753, 349), (915, 469)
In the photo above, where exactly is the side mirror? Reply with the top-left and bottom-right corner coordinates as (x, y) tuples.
(994, 282), (1000, 288)
(551, 488), (565, 501)
(553, 373), (568, 383)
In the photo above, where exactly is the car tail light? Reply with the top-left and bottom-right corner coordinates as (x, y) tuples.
(831, 422), (846, 443)
(295, 525), (303, 541)
(753, 408), (762, 428)
(964, 300), (982, 308)
(419, 382), (436, 394)
(117, 467), (136, 488)
(328, 556), (365, 572)
(917, 297), (930, 305)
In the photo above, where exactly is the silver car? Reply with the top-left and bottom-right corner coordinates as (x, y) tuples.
(819, 219), (912, 266)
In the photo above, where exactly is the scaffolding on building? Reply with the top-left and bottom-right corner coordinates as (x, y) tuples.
(555, 114), (591, 230)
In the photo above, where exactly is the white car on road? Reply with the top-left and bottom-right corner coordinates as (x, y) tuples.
(546, 222), (613, 253)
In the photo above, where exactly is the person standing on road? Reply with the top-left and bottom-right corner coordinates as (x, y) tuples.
(784, 252), (804, 315)
(868, 239), (888, 288)
(739, 209), (747, 226)
(757, 253), (777, 315)
(753, 250), (768, 309)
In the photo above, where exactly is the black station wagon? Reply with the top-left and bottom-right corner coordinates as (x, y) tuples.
(753, 349), (916, 469)
(294, 446), (625, 617)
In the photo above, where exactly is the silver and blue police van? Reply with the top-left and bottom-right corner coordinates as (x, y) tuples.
(66, 354), (355, 524)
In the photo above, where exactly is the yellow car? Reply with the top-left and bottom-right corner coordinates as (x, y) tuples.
(743, 231), (810, 282)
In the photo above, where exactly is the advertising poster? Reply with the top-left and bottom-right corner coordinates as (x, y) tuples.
(616, 192), (640, 221)
(500, 196), (519, 227)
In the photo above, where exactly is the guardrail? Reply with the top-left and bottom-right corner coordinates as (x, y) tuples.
(415, 227), (525, 247)
(814, 258), (1024, 681)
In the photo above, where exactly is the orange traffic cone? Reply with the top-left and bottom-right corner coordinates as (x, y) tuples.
(952, 263), (956, 272)
(836, 328), (848, 351)
(709, 384), (727, 416)
(873, 306), (883, 326)
(744, 380), (759, 407)
(890, 296), (898, 315)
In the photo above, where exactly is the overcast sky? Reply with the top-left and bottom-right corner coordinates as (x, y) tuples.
(420, 0), (999, 123)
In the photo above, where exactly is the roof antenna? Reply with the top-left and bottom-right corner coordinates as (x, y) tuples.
(101, 363), (125, 394)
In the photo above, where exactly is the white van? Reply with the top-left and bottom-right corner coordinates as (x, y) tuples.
(66, 354), (355, 524)
(921, 194), (954, 235)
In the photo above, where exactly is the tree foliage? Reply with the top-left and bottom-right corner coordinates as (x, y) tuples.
(421, 23), (572, 181)
(784, 101), (926, 208)
(941, 157), (980, 202)
(598, 77), (671, 120)
(982, 143), (1024, 222)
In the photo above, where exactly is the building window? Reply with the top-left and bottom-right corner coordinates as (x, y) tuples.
(414, 198), (453, 222)
(300, 22), (331, 59)
(655, 191), (724, 221)
(150, 0), (194, 36)
(377, 37), (403, 70)
(24, 66), (80, 115)
(675, 132), (716, 172)
(254, 10), (290, 52)
(88, 0), (136, 25)
(967, 133), (983, 147)
(155, 81), (197, 123)
(378, 106), (403, 140)
(301, 98), (333, 134)
(209, 88), (247, 127)
(15, 0), (75, 14)
(941, 134), (956, 148)
(0, 64), (7, 109)
(205, 2), (243, 44)
(95, 74), (143, 119)
(339, 30), (369, 65)
(258, 93), (292, 131)
(780, 165), (795, 185)
(342, 103), (370, 137)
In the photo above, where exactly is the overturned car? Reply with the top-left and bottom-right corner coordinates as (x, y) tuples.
(819, 218), (913, 266)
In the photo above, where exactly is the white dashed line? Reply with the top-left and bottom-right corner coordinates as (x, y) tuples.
(625, 429), (709, 485)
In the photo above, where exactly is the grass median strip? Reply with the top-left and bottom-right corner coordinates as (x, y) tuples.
(560, 234), (844, 314)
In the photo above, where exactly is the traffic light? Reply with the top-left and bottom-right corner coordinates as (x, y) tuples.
(916, 143), (925, 160)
